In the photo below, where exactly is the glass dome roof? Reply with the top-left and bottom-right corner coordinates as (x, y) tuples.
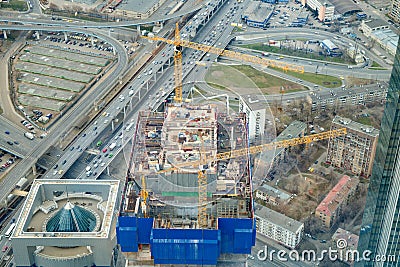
(46, 201), (97, 232)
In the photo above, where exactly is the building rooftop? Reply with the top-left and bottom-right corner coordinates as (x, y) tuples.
(332, 115), (379, 137)
(332, 228), (359, 248)
(257, 184), (291, 200)
(240, 94), (268, 111)
(311, 82), (388, 102)
(372, 29), (399, 53)
(117, 0), (161, 13)
(46, 201), (98, 232)
(322, 39), (339, 50)
(328, 0), (361, 15)
(363, 19), (389, 29)
(242, 1), (273, 23)
(255, 204), (303, 233)
(316, 175), (358, 217)
(14, 179), (119, 239)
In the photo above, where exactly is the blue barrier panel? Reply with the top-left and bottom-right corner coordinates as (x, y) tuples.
(137, 217), (153, 244)
(150, 228), (220, 265)
(116, 216), (138, 252)
(219, 218), (256, 254)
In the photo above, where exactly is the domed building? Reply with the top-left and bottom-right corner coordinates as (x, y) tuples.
(12, 179), (120, 267)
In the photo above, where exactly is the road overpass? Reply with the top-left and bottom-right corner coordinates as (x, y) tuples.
(0, 24), (129, 206)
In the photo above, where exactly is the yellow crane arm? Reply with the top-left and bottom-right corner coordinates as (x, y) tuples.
(158, 128), (346, 173)
(141, 36), (304, 73)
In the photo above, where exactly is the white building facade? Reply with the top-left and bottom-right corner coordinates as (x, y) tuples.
(255, 205), (304, 249)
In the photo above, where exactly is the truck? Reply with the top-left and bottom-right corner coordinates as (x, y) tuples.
(5, 223), (16, 238)
(16, 177), (28, 189)
(24, 132), (34, 140)
(109, 142), (117, 151)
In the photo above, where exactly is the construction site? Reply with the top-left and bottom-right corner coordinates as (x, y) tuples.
(117, 103), (256, 265)
(114, 22), (348, 265)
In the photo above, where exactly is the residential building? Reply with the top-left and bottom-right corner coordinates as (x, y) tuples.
(239, 94), (267, 140)
(254, 204), (304, 249)
(359, 19), (390, 38)
(253, 120), (306, 183)
(255, 184), (291, 206)
(356, 38), (400, 267)
(310, 82), (388, 112)
(326, 116), (379, 177)
(315, 175), (359, 228)
(332, 228), (359, 265)
(389, 0), (400, 23)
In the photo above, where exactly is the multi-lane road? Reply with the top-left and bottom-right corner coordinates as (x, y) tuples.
(0, 24), (129, 205)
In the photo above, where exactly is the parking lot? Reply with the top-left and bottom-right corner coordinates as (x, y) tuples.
(12, 34), (115, 130)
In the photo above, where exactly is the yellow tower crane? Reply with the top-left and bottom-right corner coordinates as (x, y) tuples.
(142, 22), (305, 104)
(158, 128), (347, 228)
(141, 175), (149, 217)
(143, 23), (336, 228)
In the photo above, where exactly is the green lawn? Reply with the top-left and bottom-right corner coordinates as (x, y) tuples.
(271, 67), (342, 88)
(239, 43), (351, 64)
(205, 64), (307, 94)
(0, 0), (28, 11)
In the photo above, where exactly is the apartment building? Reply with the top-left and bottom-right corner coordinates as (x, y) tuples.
(389, 0), (400, 23)
(255, 184), (291, 206)
(315, 175), (359, 228)
(253, 120), (306, 183)
(331, 228), (359, 265)
(239, 94), (266, 140)
(327, 116), (379, 177)
(255, 204), (304, 249)
(310, 83), (388, 112)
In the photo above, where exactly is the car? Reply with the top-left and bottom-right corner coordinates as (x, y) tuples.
(82, 133), (87, 137)
(97, 155), (102, 159)
(320, 240), (327, 243)
(5, 131), (9, 135)
(2, 246), (8, 252)
(14, 141), (19, 145)
(315, 160), (318, 164)
(109, 153), (114, 158)
(53, 164), (58, 169)
(101, 162), (106, 167)
(104, 153), (109, 158)
(58, 169), (64, 174)
(70, 147), (74, 151)
(93, 172), (97, 176)
(7, 141), (13, 146)
(102, 148), (107, 153)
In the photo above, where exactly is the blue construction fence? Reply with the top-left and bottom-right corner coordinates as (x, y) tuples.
(116, 216), (256, 265)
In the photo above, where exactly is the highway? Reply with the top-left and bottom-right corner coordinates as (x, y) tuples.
(0, 0), (209, 27)
(0, 117), (38, 158)
(0, 24), (129, 206)
(42, 0), (235, 180)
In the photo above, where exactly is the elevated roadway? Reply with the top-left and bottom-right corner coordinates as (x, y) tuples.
(0, 24), (129, 206)
(0, 1), (211, 28)
(44, 0), (233, 180)
(0, 117), (38, 158)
